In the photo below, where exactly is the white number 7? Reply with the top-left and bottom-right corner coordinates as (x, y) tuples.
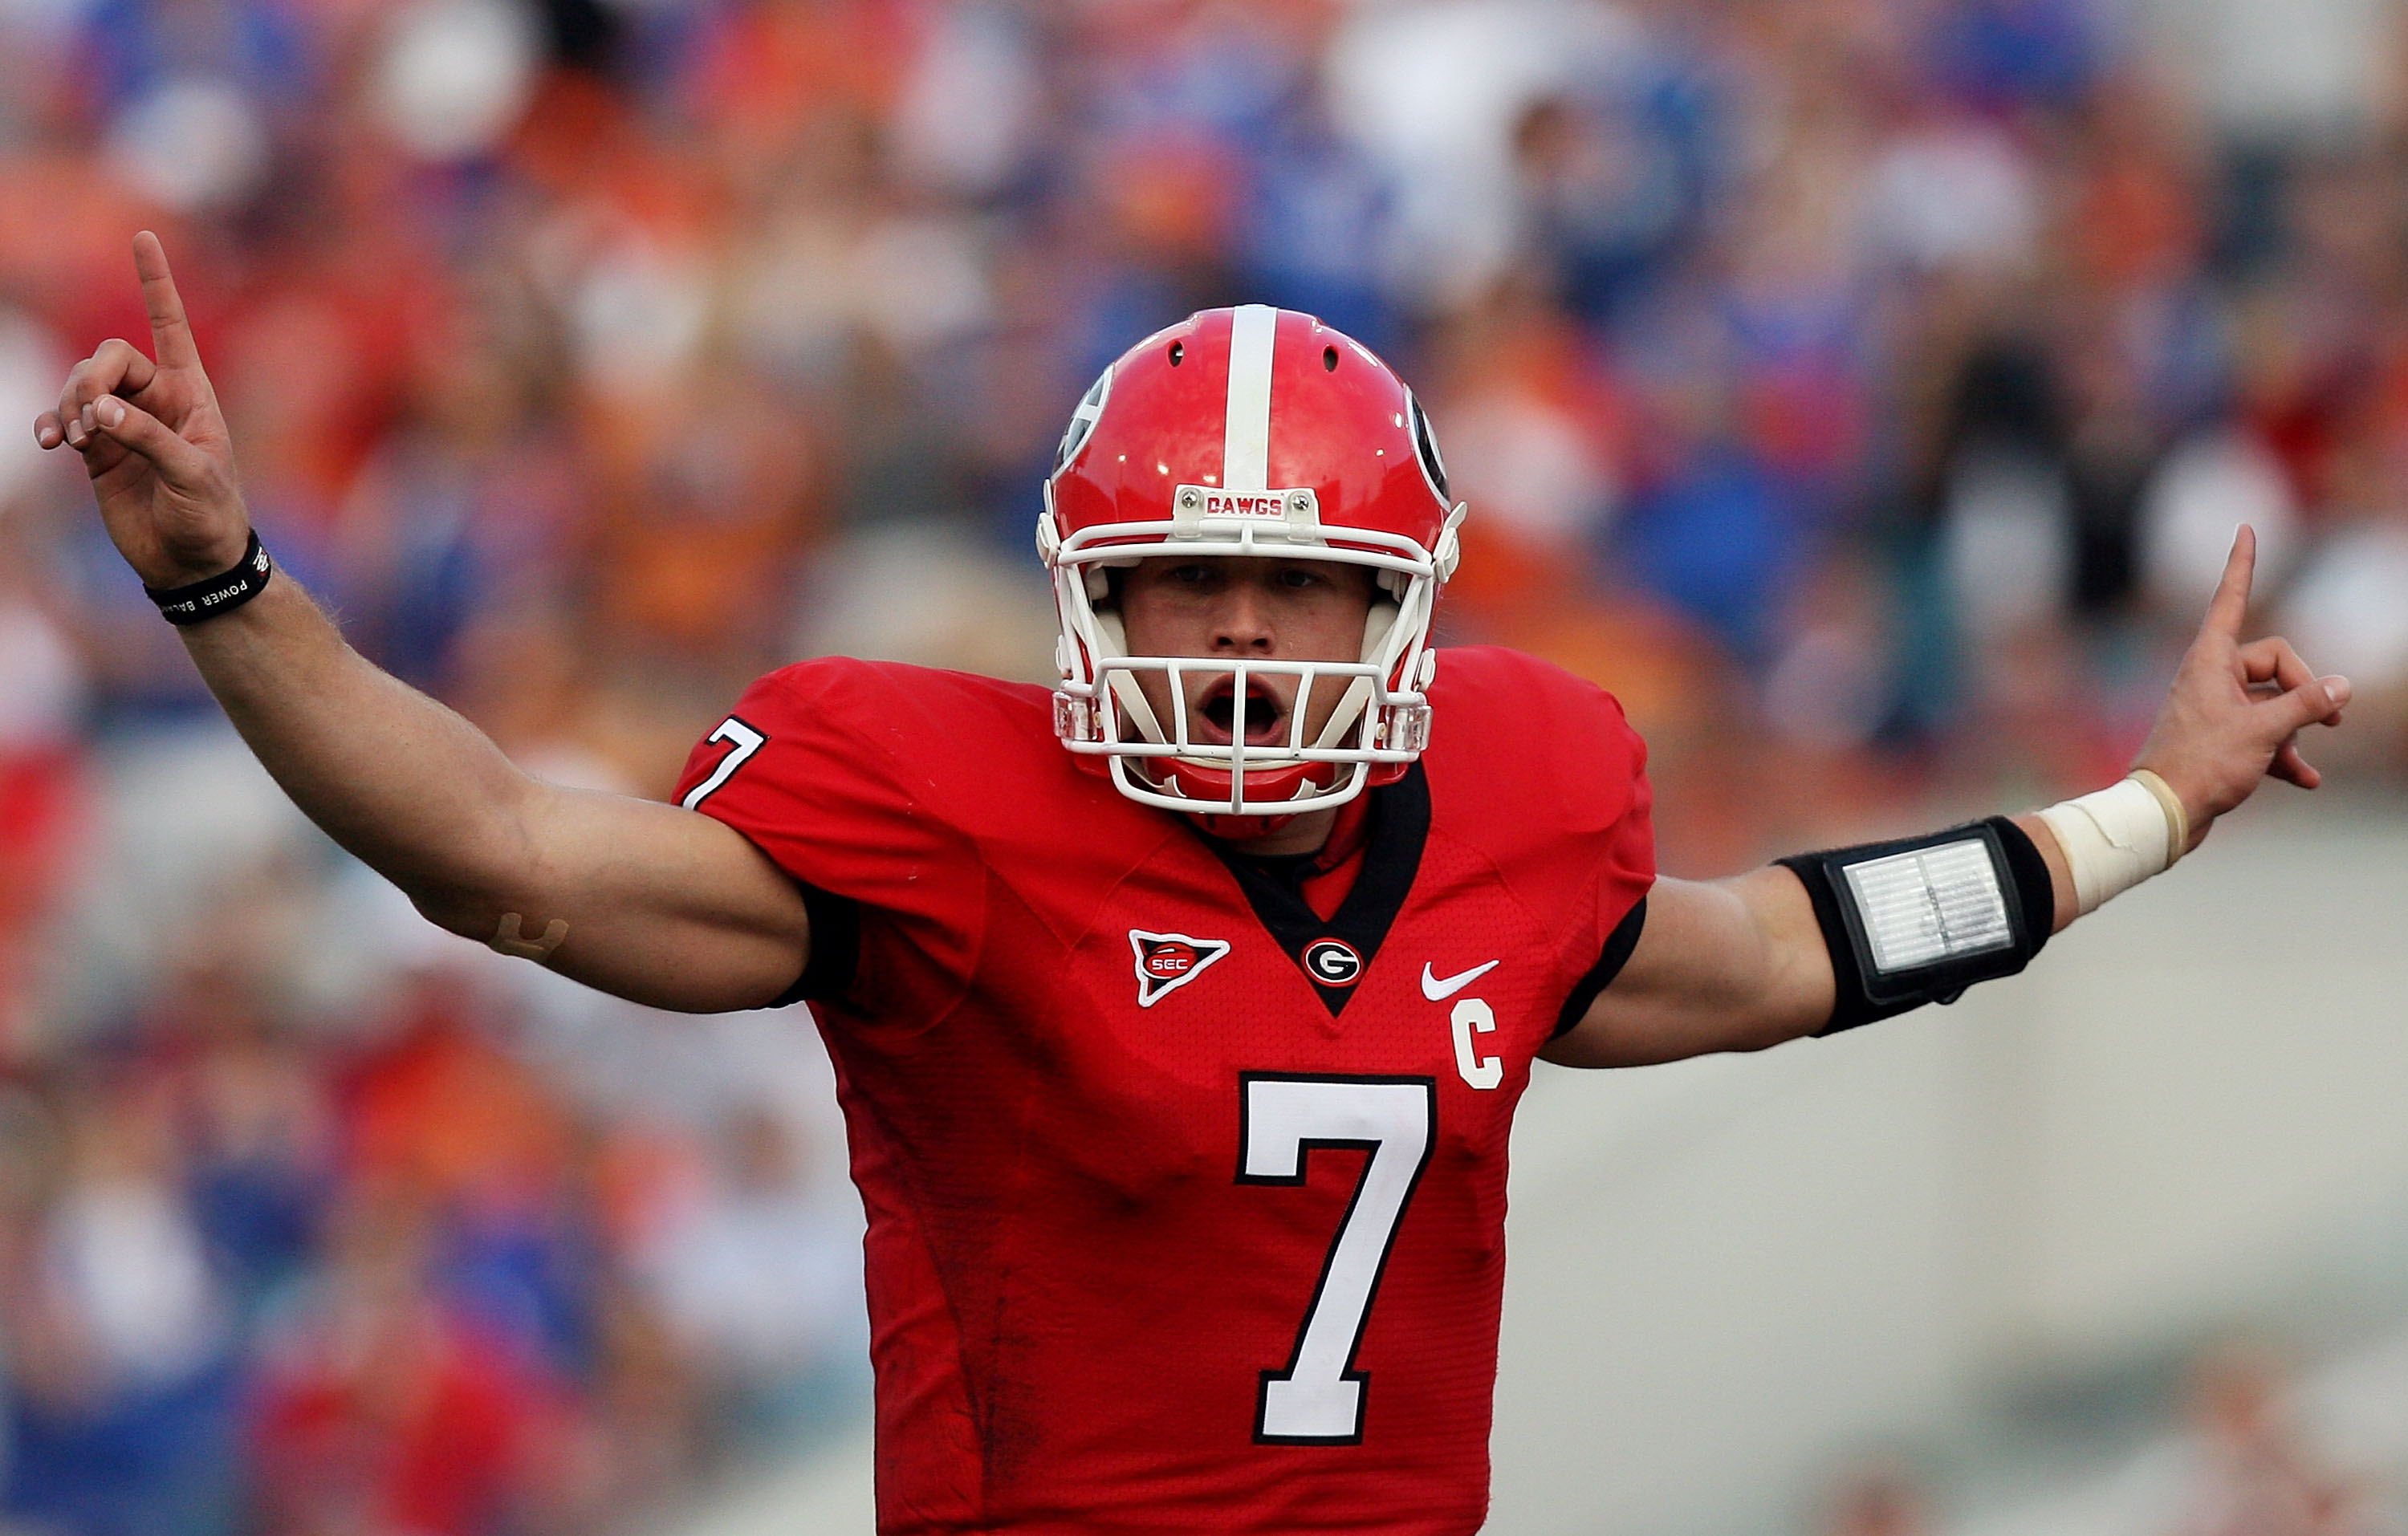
(1239, 1075), (1436, 1444)
(681, 717), (767, 810)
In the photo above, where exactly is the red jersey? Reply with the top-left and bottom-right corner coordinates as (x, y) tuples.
(674, 645), (1654, 1535)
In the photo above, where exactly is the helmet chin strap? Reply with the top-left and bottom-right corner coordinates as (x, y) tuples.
(1310, 598), (1398, 750)
(1092, 609), (1171, 742)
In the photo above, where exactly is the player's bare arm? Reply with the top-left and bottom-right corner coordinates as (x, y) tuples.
(1548, 525), (2349, 1071)
(33, 233), (811, 1012)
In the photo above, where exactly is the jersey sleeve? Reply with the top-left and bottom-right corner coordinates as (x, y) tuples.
(1513, 652), (1654, 1025)
(1422, 646), (1657, 1031)
(673, 657), (984, 1019)
(1584, 675), (1654, 920)
(1556, 689), (1654, 1033)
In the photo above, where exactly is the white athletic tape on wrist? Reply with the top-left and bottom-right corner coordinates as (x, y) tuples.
(2035, 777), (2179, 916)
(2128, 767), (2190, 858)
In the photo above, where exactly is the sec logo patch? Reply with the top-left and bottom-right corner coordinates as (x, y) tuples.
(1129, 930), (1232, 1007)
(1301, 938), (1364, 986)
(1145, 943), (1202, 978)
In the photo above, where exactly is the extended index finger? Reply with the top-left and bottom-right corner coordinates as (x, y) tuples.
(132, 230), (201, 370)
(2200, 523), (2256, 641)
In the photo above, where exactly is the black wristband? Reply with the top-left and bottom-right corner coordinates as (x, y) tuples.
(144, 532), (273, 625)
(1777, 815), (2054, 1035)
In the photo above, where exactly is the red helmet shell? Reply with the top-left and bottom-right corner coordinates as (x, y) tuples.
(1048, 308), (1451, 555)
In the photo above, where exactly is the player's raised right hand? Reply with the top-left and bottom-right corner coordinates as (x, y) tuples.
(31, 231), (250, 588)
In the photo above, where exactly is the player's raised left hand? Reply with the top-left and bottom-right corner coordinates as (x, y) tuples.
(2133, 524), (2349, 852)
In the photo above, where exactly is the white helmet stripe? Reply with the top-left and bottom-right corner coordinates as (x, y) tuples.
(1222, 304), (1278, 494)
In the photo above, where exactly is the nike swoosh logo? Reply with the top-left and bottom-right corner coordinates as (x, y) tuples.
(1421, 959), (1500, 1001)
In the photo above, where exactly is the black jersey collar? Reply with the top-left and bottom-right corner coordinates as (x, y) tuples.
(1204, 766), (1431, 1017)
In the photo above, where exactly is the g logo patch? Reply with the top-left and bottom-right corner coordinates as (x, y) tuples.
(1302, 939), (1364, 987)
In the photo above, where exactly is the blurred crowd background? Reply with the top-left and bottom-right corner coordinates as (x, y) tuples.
(3, 0), (2408, 1531)
(1802, 1331), (2408, 1536)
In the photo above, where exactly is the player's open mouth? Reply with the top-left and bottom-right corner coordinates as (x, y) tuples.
(1194, 677), (1289, 748)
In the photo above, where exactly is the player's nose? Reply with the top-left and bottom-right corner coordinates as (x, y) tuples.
(1208, 582), (1276, 653)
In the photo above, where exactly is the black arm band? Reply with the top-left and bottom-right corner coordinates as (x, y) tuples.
(143, 531), (273, 625)
(1775, 815), (2054, 1036)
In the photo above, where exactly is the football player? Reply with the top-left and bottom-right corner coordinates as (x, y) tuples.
(39, 235), (2350, 1536)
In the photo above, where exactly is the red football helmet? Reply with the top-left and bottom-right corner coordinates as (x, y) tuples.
(1040, 305), (1466, 823)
